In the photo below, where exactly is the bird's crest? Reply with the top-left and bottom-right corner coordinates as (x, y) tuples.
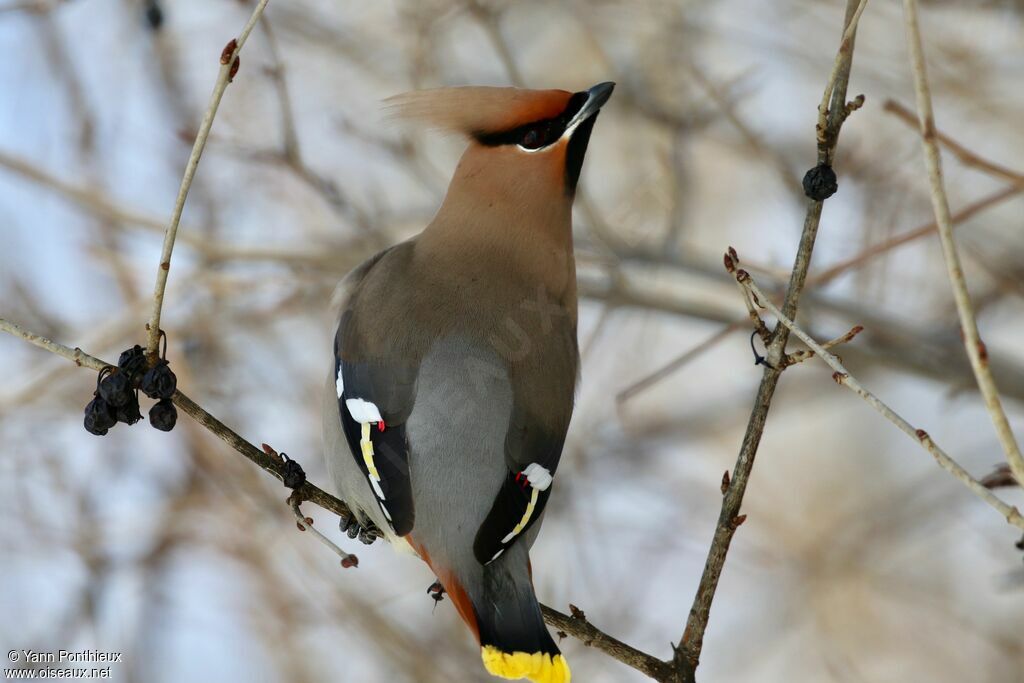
(384, 86), (574, 138)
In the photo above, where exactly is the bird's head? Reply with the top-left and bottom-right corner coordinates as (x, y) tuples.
(387, 83), (614, 224)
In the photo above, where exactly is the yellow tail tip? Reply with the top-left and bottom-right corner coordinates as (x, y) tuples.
(481, 646), (571, 683)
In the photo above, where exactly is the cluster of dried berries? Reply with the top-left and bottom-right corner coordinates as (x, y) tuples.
(83, 338), (178, 436)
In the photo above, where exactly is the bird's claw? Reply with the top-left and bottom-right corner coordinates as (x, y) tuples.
(427, 580), (446, 603)
(339, 510), (380, 545)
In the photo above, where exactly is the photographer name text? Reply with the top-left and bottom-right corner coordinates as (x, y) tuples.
(9, 652), (120, 665)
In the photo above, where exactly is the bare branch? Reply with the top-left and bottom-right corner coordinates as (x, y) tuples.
(729, 268), (1024, 529)
(0, 314), (350, 519)
(145, 0), (271, 357)
(784, 324), (864, 367)
(815, 0), (870, 154)
(0, 316), (108, 371)
(289, 494), (359, 569)
(673, 1), (868, 679)
(540, 605), (674, 681)
(901, 0), (1024, 488)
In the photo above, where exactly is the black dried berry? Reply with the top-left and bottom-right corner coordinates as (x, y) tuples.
(84, 395), (118, 436)
(117, 345), (148, 387)
(140, 360), (177, 400)
(802, 163), (838, 201)
(281, 455), (306, 489)
(116, 392), (143, 426)
(149, 398), (177, 432)
(144, 0), (163, 30)
(99, 370), (133, 407)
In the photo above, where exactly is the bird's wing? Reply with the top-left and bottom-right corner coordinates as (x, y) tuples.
(472, 410), (566, 564)
(472, 338), (577, 565)
(331, 248), (418, 536)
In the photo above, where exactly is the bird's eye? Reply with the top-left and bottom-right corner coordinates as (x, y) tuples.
(520, 127), (545, 150)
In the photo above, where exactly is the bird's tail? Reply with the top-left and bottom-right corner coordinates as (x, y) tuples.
(415, 536), (569, 683)
(460, 556), (569, 683)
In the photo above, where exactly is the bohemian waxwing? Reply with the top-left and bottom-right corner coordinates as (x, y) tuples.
(323, 82), (614, 683)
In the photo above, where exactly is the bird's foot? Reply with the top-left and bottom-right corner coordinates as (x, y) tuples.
(339, 510), (381, 545)
(427, 580), (446, 604)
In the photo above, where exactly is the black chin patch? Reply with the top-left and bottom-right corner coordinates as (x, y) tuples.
(564, 113), (597, 196)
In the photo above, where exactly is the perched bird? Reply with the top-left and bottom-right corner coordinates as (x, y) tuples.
(323, 82), (614, 683)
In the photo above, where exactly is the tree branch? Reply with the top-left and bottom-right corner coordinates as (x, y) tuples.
(728, 265), (1024, 529)
(901, 0), (1024, 489)
(0, 315), (348, 518)
(289, 493), (359, 568)
(541, 605), (675, 681)
(671, 1), (867, 679)
(145, 0), (270, 357)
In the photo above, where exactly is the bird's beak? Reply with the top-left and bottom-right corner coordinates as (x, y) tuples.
(563, 81), (615, 138)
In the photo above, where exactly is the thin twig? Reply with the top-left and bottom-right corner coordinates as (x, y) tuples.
(784, 324), (863, 367)
(145, 0), (271, 357)
(731, 269), (1024, 529)
(815, 0), (870, 153)
(0, 317), (108, 371)
(289, 494), (359, 568)
(901, 0), (1024, 488)
(673, 1), (866, 680)
(734, 267), (771, 343)
(0, 306), (145, 410)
